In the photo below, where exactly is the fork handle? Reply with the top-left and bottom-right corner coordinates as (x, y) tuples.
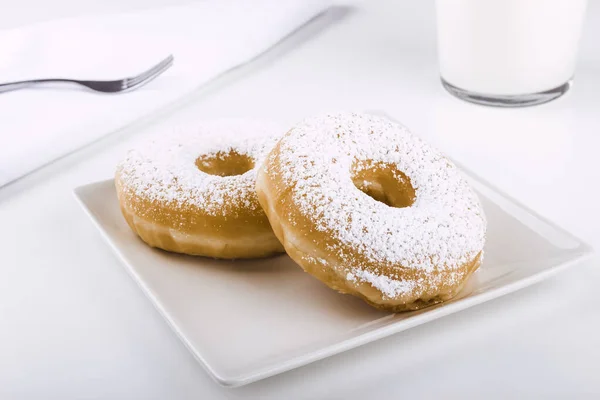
(0, 79), (78, 93)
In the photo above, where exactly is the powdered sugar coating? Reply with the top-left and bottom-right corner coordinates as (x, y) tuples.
(117, 119), (282, 217)
(347, 269), (416, 298)
(269, 112), (486, 299)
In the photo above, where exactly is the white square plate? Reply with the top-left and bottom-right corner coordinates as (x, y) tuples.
(74, 170), (592, 387)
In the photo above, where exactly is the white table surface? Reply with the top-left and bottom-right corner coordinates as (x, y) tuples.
(1, 0), (599, 398)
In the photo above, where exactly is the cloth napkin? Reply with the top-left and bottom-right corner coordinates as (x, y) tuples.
(0, 0), (330, 187)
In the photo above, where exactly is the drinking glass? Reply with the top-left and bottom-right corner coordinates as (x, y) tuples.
(436, 0), (588, 107)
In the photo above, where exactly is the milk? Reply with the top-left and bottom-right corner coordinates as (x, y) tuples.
(436, 0), (587, 96)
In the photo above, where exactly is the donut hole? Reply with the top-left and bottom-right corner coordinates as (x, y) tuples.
(196, 151), (254, 177)
(352, 161), (416, 208)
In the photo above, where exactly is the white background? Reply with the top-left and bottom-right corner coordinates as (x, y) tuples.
(0, 0), (599, 398)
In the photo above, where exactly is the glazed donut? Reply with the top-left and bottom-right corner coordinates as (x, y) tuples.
(116, 120), (285, 259)
(256, 113), (486, 311)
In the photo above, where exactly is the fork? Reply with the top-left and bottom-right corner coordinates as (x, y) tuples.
(0, 54), (174, 94)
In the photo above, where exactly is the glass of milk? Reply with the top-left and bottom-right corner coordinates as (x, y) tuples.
(436, 0), (588, 107)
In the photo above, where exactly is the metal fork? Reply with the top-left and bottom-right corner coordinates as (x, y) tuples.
(0, 54), (174, 94)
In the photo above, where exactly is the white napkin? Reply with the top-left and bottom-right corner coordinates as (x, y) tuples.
(0, 0), (330, 187)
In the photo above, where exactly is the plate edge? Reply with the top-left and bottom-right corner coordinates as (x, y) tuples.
(73, 185), (233, 387)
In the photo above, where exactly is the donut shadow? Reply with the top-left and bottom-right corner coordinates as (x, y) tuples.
(145, 238), (482, 318)
(145, 241), (390, 319)
(149, 244), (293, 273)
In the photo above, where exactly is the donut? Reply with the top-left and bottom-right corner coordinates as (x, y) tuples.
(256, 113), (486, 311)
(115, 120), (285, 259)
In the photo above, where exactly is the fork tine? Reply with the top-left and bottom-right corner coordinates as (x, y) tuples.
(136, 55), (173, 79)
(126, 55), (173, 87)
(127, 56), (173, 85)
(125, 55), (174, 88)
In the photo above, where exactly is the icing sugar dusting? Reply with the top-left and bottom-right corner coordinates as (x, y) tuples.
(117, 119), (282, 217)
(348, 269), (416, 298)
(270, 112), (486, 299)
